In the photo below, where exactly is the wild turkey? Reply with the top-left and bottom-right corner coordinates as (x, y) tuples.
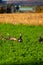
(18, 33), (23, 42)
(39, 36), (43, 43)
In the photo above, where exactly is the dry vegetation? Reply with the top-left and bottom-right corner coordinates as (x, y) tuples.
(0, 13), (43, 25)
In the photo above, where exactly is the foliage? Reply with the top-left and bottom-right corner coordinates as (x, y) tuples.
(36, 6), (43, 12)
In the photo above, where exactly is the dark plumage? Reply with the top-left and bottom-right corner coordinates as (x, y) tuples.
(39, 36), (43, 43)
(18, 33), (23, 42)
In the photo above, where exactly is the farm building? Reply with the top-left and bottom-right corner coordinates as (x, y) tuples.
(6, 0), (43, 12)
(0, 0), (43, 13)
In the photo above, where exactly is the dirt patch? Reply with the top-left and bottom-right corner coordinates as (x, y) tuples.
(0, 13), (43, 25)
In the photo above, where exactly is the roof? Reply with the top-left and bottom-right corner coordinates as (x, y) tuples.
(6, 0), (43, 5)
(0, 0), (43, 6)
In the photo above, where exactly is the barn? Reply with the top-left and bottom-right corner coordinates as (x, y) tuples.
(0, 0), (43, 13)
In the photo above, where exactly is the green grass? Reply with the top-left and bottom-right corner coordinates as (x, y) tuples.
(0, 23), (43, 65)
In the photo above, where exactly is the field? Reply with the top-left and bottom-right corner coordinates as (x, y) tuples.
(0, 13), (43, 25)
(0, 23), (43, 65)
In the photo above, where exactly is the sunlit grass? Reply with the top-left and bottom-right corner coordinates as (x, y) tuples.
(0, 23), (43, 65)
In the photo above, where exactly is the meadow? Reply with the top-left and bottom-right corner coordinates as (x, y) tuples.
(0, 23), (43, 65)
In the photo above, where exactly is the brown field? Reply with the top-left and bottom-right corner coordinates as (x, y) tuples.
(0, 13), (43, 25)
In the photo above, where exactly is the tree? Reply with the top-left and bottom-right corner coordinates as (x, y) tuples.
(36, 5), (42, 12)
